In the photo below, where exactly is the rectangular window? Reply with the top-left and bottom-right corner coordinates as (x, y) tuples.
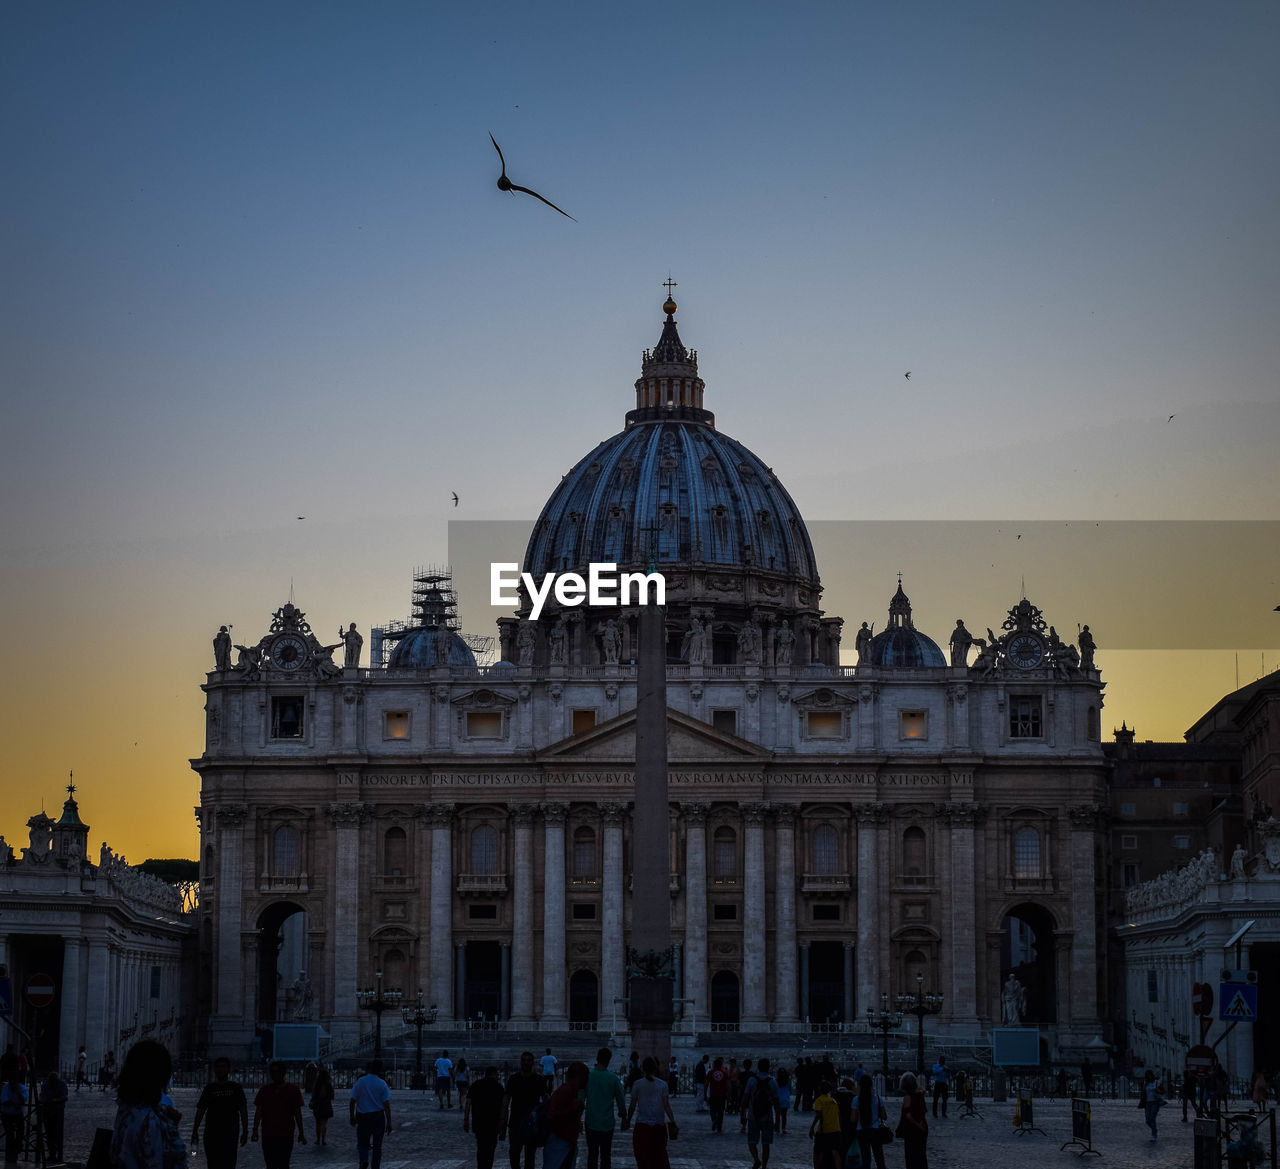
(899, 710), (928, 740)
(383, 711), (410, 740)
(806, 711), (842, 739)
(1120, 834), (1138, 850)
(812, 904), (841, 922)
(572, 903), (597, 921)
(711, 709), (738, 736)
(1147, 970), (1158, 1003)
(1173, 802), (1188, 816)
(466, 712), (503, 738)
(150, 966), (162, 999)
(1009, 697), (1043, 738)
(1123, 862), (1139, 888)
(271, 696), (304, 739)
(468, 904), (498, 920)
(1172, 834), (1191, 849)
(1120, 803), (1136, 817)
(712, 903), (738, 922)
(572, 709), (597, 736)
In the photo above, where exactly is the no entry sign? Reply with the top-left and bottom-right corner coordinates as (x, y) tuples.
(24, 973), (55, 1009)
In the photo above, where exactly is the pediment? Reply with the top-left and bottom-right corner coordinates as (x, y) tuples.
(538, 708), (772, 763)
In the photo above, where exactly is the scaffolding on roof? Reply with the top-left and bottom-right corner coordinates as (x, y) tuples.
(370, 566), (495, 668)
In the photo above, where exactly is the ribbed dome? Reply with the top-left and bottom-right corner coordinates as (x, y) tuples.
(867, 580), (946, 667)
(387, 628), (476, 669)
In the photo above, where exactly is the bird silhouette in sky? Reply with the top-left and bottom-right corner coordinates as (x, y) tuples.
(904, 371), (911, 380)
(1168, 414), (1176, 422)
(489, 134), (576, 221)
(451, 492), (459, 508)
(297, 516), (305, 520)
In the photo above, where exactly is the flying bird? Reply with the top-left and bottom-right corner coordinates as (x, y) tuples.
(1168, 414), (1176, 422)
(297, 516), (305, 520)
(489, 134), (576, 221)
(904, 371), (911, 380)
(451, 492), (459, 507)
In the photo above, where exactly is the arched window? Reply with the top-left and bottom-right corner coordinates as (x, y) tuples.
(902, 949), (928, 992)
(471, 825), (499, 875)
(813, 824), (839, 876)
(272, 826), (300, 878)
(573, 827), (596, 879)
(902, 826), (927, 877)
(1014, 827), (1041, 880)
(384, 826), (407, 878)
(382, 948), (406, 995)
(713, 826), (737, 881)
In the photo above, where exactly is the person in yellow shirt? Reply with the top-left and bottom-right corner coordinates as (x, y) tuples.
(808, 1081), (844, 1169)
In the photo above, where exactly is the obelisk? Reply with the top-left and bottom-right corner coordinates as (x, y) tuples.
(627, 601), (674, 1064)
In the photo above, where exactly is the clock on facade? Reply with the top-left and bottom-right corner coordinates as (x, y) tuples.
(270, 634), (308, 671)
(1007, 633), (1044, 669)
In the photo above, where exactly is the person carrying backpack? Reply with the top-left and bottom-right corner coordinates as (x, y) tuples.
(743, 1058), (780, 1169)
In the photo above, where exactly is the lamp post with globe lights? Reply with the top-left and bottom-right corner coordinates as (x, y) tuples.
(355, 971), (403, 1060)
(401, 992), (439, 1090)
(866, 994), (904, 1077)
(896, 973), (944, 1076)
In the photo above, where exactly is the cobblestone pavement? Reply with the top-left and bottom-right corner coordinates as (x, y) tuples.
(43, 1086), (1211, 1169)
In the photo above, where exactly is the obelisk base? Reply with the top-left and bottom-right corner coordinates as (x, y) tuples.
(628, 975), (674, 1068)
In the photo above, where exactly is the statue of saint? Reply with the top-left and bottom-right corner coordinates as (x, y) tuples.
(1230, 844), (1247, 881)
(290, 971), (313, 1021)
(855, 622), (873, 664)
(949, 619), (973, 667)
(737, 620), (760, 664)
(1001, 974), (1026, 1025)
(213, 626), (232, 671)
(1078, 624), (1097, 670)
(516, 622), (537, 666)
(681, 616), (707, 665)
(774, 620), (795, 666)
(340, 623), (363, 669)
(549, 620), (568, 665)
(314, 643), (342, 677)
(600, 619), (621, 664)
(233, 643), (262, 676)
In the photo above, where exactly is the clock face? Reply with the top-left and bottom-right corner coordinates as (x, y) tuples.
(1007, 634), (1044, 669)
(271, 635), (308, 671)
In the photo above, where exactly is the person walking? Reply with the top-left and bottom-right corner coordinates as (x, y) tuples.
(626, 1057), (675, 1169)
(0, 1055), (25, 1169)
(851, 1074), (888, 1169)
(540, 1050), (559, 1095)
(109, 1040), (186, 1169)
(808, 1080), (842, 1169)
(692, 1057), (708, 1114)
(666, 1057), (680, 1099)
(743, 1059), (779, 1169)
(707, 1057), (729, 1134)
(544, 1062), (588, 1169)
(100, 1050), (117, 1092)
(929, 1057), (948, 1119)
(1141, 1070), (1164, 1144)
(308, 1067), (334, 1146)
(896, 1073), (929, 1169)
(1252, 1069), (1271, 1111)
(583, 1048), (627, 1169)
(1180, 1071), (1199, 1122)
(737, 1060), (754, 1134)
(76, 1047), (88, 1093)
(465, 1067), (506, 1169)
(348, 1060), (392, 1169)
(501, 1052), (546, 1169)
(435, 1051), (456, 1110)
(727, 1059), (741, 1116)
(192, 1057), (249, 1169)
(456, 1059), (471, 1112)
(774, 1067), (790, 1134)
(251, 1062), (306, 1169)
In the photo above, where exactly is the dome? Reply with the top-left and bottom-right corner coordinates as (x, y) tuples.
(867, 580), (945, 668)
(387, 628), (477, 669)
(523, 298), (818, 588)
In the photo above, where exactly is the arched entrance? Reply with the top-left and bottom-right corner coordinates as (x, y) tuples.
(711, 970), (740, 1026)
(256, 901), (308, 1025)
(1001, 903), (1056, 1024)
(569, 970), (599, 1025)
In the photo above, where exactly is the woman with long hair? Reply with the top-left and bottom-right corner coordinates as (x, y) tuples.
(896, 1074), (928, 1169)
(455, 1058), (471, 1112)
(626, 1057), (676, 1169)
(850, 1074), (887, 1169)
(110, 1040), (186, 1169)
(308, 1066), (334, 1146)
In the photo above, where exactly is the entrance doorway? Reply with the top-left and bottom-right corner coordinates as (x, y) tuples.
(1001, 903), (1056, 1023)
(464, 941), (501, 1021)
(711, 970), (740, 1025)
(569, 970), (599, 1024)
(808, 941), (845, 1026)
(256, 902), (307, 1025)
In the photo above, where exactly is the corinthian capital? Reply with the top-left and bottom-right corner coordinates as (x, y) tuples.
(541, 801), (569, 825)
(424, 802), (456, 828)
(680, 800), (710, 825)
(598, 801), (628, 827)
(326, 801), (369, 827)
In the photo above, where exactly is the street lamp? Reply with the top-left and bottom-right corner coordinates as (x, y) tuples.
(356, 970), (403, 1060)
(401, 991), (439, 1090)
(895, 973), (943, 1076)
(865, 993), (903, 1077)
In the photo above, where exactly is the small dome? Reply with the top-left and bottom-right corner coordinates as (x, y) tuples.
(867, 579), (945, 667)
(387, 628), (477, 669)
(489, 660), (517, 675)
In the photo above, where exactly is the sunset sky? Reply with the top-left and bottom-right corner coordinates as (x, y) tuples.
(2, 2), (1277, 861)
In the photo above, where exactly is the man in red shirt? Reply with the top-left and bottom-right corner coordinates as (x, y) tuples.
(544, 1062), (588, 1169)
(707, 1056), (730, 1134)
(251, 1062), (306, 1169)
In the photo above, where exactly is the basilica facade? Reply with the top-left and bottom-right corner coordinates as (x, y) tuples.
(194, 296), (1109, 1056)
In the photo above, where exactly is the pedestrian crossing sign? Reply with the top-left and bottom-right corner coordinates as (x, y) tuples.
(1218, 983), (1258, 1021)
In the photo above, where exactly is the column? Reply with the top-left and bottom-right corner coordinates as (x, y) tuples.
(681, 802), (709, 1026)
(947, 803), (980, 1023)
(541, 803), (568, 1025)
(799, 944), (810, 1021)
(773, 806), (799, 1022)
(510, 807), (537, 1021)
(427, 804), (456, 1018)
(1068, 806), (1100, 1024)
(500, 944), (511, 1020)
(328, 802), (365, 1039)
(84, 942), (110, 1060)
(742, 803), (768, 1026)
(59, 940), (83, 1069)
(213, 805), (247, 1041)
(455, 944), (467, 1020)
(599, 802), (627, 1030)
(843, 942), (855, 1025)
(855, 806), (880, 1010)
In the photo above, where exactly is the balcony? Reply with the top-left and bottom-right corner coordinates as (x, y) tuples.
(456, 873), (509, 895)
(801, 873), (851, 894)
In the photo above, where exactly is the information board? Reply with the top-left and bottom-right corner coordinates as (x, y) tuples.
(992, 1027), (1040, 1066)
(271, 1023), (321, 1061)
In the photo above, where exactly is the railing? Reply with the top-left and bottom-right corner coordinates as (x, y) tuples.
(457, 873), (509, 893)
(801, 873), (851, 892)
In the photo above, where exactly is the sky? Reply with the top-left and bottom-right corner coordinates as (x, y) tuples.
(2, 1), (1277, 861)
